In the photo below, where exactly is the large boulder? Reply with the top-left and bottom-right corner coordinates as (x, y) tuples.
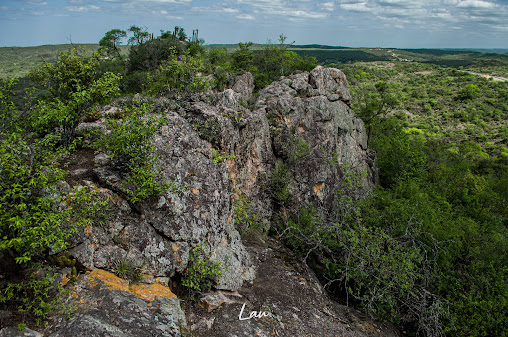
(49, 269), (186, 337)
(254, 66), (377, 219)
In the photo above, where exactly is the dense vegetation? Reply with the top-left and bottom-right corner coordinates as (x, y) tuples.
(0, 28), (507, 336)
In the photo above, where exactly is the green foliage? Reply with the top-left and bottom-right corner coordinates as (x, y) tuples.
(99, 29), (127, 58)
(181, 245), (222, 294)
(128, 33), (185, 72)
(144, 54), (211, 95)
(266, 161), (293, 209)
(127, 25), (150, 46)
(211, 149), (236, 166)
(28, 48), (121, 147)
(273, 131), (311, 168)
(0, 270), (73, 326)
(0, 134), (101, 264)
(233, 192), (262, 236)
(93, 104), (171, 203)
(458, 83), (480, 100)
(370, 118), (427, 187)
(276, 167), (446, 336)
(0, 78), (19, 133)
(191, 117), (222, 148)
(252, 37), (317, 89)
(113, 260), (144, 283)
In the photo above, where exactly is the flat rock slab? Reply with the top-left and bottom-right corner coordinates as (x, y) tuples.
(186, 238), (401, 337)
(48, 269), (186, 337)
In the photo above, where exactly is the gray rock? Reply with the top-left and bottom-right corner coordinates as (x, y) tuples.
(49, 269), (186, 337)
(255, 66), (377, 220)
(231, 72), (254, 103)
(0, 328), (43, 337)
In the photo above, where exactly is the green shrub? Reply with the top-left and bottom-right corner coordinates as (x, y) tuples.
(0, 269), (73, 326)
(28, 48), (121, 147)
(93, 104), (172, 203)
(0, 134), (102, 264)
(181, 245), (222, 295)
(144, 54), (211, 95)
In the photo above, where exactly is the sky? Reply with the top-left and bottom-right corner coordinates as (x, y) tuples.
(0, 0), (507, 48)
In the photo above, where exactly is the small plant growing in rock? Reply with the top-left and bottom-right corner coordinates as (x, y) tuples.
(212, 148), (236, 166)
(182, 245), (222, 297)
(113, 260), (144, 283)
(94, 104), (176, 203)
(233, 192), (263, 238)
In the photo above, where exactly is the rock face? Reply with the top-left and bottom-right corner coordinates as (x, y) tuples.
(18, 66), (379, 336)
(255, 66), (377, 220)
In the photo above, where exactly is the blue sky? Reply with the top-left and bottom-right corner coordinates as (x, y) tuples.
(1, 0), (507, 48)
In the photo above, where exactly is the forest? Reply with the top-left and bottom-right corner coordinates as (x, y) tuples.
(0, 26), (506, 337)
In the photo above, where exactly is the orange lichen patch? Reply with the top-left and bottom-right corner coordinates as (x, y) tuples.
(191, 188), (199, 195)
(129, 283), (176, 301)
(83, 269), (176, 302)
(83, 226), (93, 238)
(76, 299), (87, 304)
(87, 269), (129, 291)
(313, 182), (324, 198)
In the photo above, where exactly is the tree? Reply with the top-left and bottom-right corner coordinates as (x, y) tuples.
(458, 83), (480, 101)
(173, 26), (187, 41)
(356, 81), (398, 143)
(128, 25), (150, 46)
(99, 29), (126, 58)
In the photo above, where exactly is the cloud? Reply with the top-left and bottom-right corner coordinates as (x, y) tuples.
(340, 2), (373, 12)
(192, 6), (240, 13)
(457, 0), (496, 8)
(25, 0), (47, 5)
(65, 5), (100, 12)
(103, 0), (191, 3)
(237, 13), (255, 20)
(319, 2), (335, 11)
(231, 0), (329, 19)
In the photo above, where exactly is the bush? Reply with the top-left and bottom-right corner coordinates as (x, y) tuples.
(144, 54), (211, 95)
(0, 269), (73, 326)
(93, 104), (172, 203)
(181, 245), (222, 295)
(28, 48), (121, 147)
(0, 134), (101, 264)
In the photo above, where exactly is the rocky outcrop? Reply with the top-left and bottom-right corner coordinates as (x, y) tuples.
(255, 66), (377, 220)
(3, 66), (379, 336)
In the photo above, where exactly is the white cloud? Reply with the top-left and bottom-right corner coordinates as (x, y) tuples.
(192, 6), (240, 13)
(25, 0), (47, 5)
(65, 5), (100, 12)
(340, 2), (373, 12)
(237, 13), (255, 20)
(320, 2), (335, 11)
(457, 0), (496, 8)
(232, 0), (329, 19)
